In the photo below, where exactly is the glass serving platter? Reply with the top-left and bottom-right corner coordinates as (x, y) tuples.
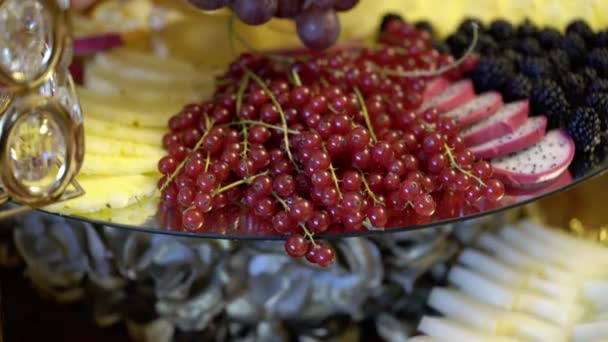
(39, 157), (608, 240)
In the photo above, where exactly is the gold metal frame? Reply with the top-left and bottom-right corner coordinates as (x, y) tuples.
(0, 0), (70, 94)
(0, 0), (85, 219)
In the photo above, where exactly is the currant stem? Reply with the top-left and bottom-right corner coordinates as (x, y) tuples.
(291, 69), (302, 87)
(363, 218), (384, 231)
(245, 69), (298, 170)
(358, 169), (382, 205)
(353, 86), (377, 143)
(223, 120), (301, 134)
(272, 192), (289, 211)
(377, 22), (479, 78)
(323, 144), (343, 200)
(160, 114), (215, 192)
(443, 143), (486, 186)
(299, 222), (317, 247)
(236, 73), (251, 159)
(214, 170), (269, 194)
(204, 151), (210, 172)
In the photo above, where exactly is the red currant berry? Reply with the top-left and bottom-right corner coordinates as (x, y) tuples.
(285, 234), (309, 257)
(182, 208), (204, 231)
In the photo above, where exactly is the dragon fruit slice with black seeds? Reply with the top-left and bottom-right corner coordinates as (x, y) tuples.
(470, 116), (547, 159)
(445, 91), (503, 127)
(461, 100), (529, 146)
(491, 129), (575, 189)
(420, 79), (475, 113)
(423, 77), (450, 101)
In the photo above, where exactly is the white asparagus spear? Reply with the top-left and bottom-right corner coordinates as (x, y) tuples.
(499, 225), (607, 277)
(406, 336), (440, 342)
(583, 280), (608, 312)
(520, 220), (608, 263)
(477, 233), (578, 284)
(448, 266), (585, 325)
(572, 320), (608, 342)
(458, 248), (579, 303)
(418, 317), (522, 342)
(428, 287), (566, 342)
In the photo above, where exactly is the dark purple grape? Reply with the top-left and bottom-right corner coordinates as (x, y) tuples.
(334, 0), (358, 11)
(310, 0), (337, 9)
(188, 0), (228, 10)
(276, 0), (303, 18)
(296, 8), (340, 50)
(231, 0), (278, 25)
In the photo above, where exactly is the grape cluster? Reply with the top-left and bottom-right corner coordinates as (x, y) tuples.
(188, 0), (359, 50)
(158, 17), (504, 267)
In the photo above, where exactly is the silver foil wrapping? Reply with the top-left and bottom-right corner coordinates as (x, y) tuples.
(5, 211), (491, 341)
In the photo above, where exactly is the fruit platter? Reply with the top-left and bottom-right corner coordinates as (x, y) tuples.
(4, 0), (608, 267)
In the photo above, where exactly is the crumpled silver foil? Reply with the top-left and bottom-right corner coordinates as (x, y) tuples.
(7, 211), (474, 341)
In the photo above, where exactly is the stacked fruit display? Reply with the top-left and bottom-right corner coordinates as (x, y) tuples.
(415, 220), (608, 341)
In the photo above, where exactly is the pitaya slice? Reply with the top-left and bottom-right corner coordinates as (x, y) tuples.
(470, 116), (547, 159)
(419, 79), (475, 113)
(491, 129), (575, 189)
(423, 77), (450, 102)
(461, 100), (529, 146)
(444, 91), (503, 127)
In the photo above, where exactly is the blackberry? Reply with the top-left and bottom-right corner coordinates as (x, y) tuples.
(475, 34), (499, 55)
(567, 106), (601, 155)
(458, 17), (485, 37)
(586, 48), (608, 77)
(501, 74), (532, 101)
(590, 30), (608, 48)
(577, 66), (598, 84)
(547, 49), (570, 73)
(379, 13), (403, 32)
(537, 27), (563, 49)
(559, 72), (586, 105)
(566, 19), (594, 42)
(570, 151), (601, 177)
(415, 20), (434, 35)
(488, 19), (514, 41)
(561, 34), (587, 65)
(432, 40), (451, 54)
(587, 78), (608, 93)
(446, 32), (470, 57)
(468, 56), (514, 92)
(584, 92), (608, 131)
(503, 49), (523, 69)
(520, 57), (553, 79)
(517, 19), (538, 38)
(530, 78), (570, 128)
(517, 37), (542, 56)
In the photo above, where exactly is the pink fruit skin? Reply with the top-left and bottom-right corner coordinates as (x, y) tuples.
(420, 79), (476, 113)
(446, 91), (503, 127)
(470, 116), (547, 159)
(74, 33), (124, 56)
(492, 129), (575, 188)
(505, 171), (572, 197)
(462, 100), (529, 146)
(423, 77), (450, 102)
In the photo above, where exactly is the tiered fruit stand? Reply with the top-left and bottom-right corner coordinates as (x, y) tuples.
(0, 0), (607, 341)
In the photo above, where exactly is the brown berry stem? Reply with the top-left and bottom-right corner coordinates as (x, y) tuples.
(245, 69), (298, 170)
(236, 73), (251, 159)
(160, 114), (215, 192)
(272, 192), (289, 210)
(443, 143), (486, 187)
(299, 222), (317, 247)
(353, 86), (377, 143)
(204, 151), (210, 172)
(323, 144), (343, 200)
(377, 23), (479, 78)
(358, 169), (382, 205)
(291, 69), (302, 87)
(224, 120), (301, 134)
(214, 170), (269, 194)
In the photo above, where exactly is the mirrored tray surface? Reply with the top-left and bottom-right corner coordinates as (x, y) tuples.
(37, 156), (608, 240)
